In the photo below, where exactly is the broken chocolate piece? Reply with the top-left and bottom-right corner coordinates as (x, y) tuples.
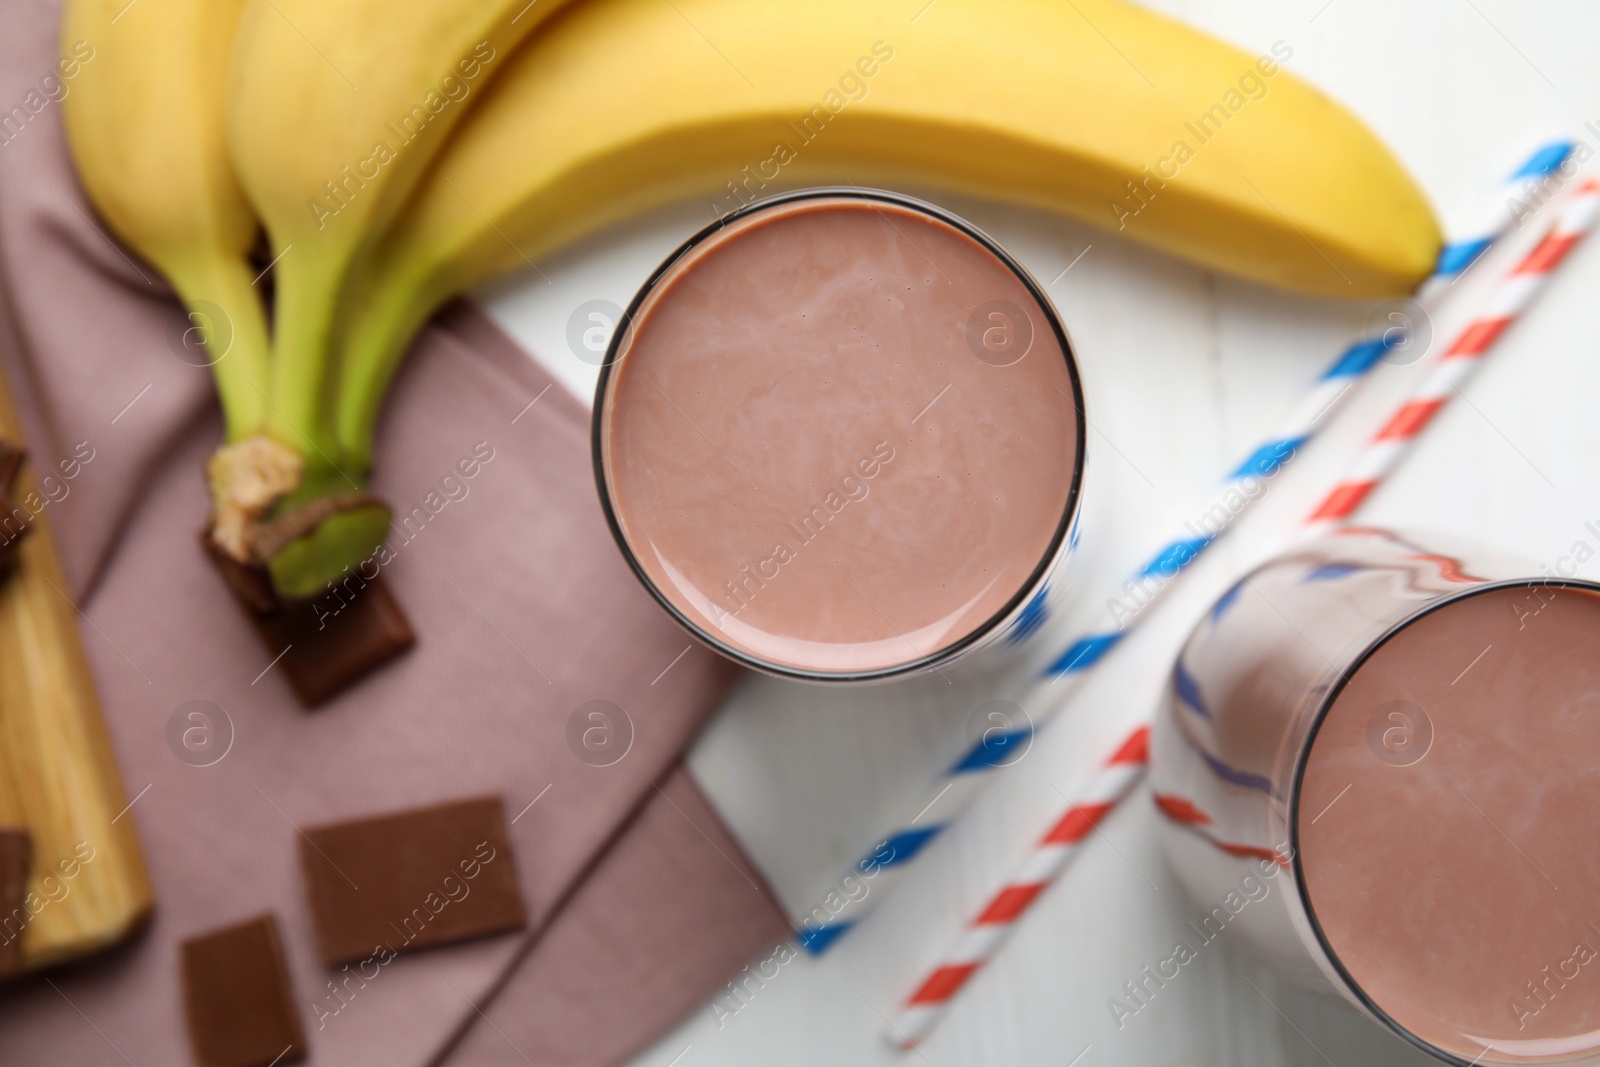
(201, 530), (279, 615)
(298, 796), (525, 966)
(180, 913), (306, 1067)
(0, 829), (31, 976)
(0, 493), (27, 575)
(0, 439), (30, 574)
(0, 439), (23, 492)
(261, 579), (415, 707)
(201, 534), (414, 707)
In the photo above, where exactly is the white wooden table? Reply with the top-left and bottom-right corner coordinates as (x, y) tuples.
(481, 2), (1599, 1062)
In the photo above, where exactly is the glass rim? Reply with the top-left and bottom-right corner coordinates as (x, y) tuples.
(589, 186), (1088, 683)
(1286, 574), (1600, 1065)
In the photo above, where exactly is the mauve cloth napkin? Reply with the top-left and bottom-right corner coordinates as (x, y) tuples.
(0, 2), (791, 1064)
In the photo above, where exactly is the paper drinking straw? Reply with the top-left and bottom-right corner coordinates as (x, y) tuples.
(885, 174), (1600, 1049)
(1301, 175), (1600, 539)
(1432, 138), (1577, 278)
(887, 726), (1149, 1050)
(794, 140), (1576, 955)
(1033, 138), (1579, 671)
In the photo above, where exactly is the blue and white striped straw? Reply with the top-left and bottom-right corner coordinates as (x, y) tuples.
(795, 139), (1576, 955)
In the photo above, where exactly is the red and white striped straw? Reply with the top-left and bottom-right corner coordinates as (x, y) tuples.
(1302, 176), (1600, 540)
(887, 726), (1150, 1050)
(887, 174), (1600, 1052)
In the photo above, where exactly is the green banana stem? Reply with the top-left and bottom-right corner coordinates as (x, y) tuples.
(229, 242), (400, 601)
(172, 247), (315, 570)
(240, 248), (445, 599)
(168, 249), (272, 441)
(334, 263), (444, 474)
(264, 246), (350, 467)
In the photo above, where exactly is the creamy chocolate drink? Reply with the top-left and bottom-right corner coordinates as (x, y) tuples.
(595, 191), (1083, 679)
(1150, 529), (1600, 1063)
(1299, 582), (1600, 1061)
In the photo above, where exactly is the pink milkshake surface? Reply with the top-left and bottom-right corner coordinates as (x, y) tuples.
(597, 195), (1081, 676)
(1298, 583), (1600, 1061)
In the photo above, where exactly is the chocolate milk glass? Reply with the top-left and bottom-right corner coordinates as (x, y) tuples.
(1151, 528), (1600, 1064)
(594, 190), (1087, 681)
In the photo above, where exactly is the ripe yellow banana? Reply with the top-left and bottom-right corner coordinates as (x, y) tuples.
(62, 0), (305, 563)
(224, 0), (577, 596)
(337, 0), (1440, 466)
(61, 0), (269, 443)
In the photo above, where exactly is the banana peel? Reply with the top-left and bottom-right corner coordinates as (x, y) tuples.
(335, 0), (1441, 464)
(61, 0), (269, 440)
(219, 0), (589, 598)
(70, 0), (1445, 609)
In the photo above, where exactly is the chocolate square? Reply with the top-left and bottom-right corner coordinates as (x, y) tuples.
(200, 534), (414, 708)
(0, 439), (29, 574)
(298, 796), (525, 966)
(0, 491), (28, 573)
(180, 914), (306, 1067)
(258, 579), (415, 707)
(0, 829), (31, 975)
(0, 438), (24, 491)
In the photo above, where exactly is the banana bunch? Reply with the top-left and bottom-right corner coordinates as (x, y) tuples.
(63, 0), (1440, 612)
(335, 0), (1439, 469)
(61, 0), (283, 562)
(63, 0), (572, 599)
(223, 0), (574, 596)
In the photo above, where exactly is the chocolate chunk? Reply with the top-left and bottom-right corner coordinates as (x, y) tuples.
(201, 531), (279, 615)
(200, 534), (414, 707)
(298, 796), (525, 966)
(0, 439), (24, 492)
(0, 440), (30, 574)
(180, 914), (306, 1067)
(260, 578), (415, 707)
(0, 492), (27, 575)
(0, 829), (31, 976)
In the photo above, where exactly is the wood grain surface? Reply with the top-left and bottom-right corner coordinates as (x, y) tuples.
(0, 356), (151, 975)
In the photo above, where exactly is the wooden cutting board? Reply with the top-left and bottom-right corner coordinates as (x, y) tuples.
(0, 358), (152, 976)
